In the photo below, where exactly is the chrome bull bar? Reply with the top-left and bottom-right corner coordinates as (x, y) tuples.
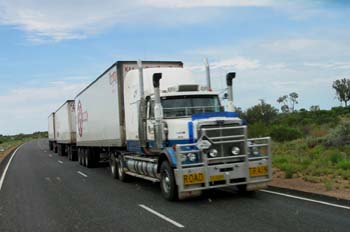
(174, 125), (272, 192)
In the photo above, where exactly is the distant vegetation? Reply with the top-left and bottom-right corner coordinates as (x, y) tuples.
(0, 132), (47, 159)
(236, 91), (350, 191)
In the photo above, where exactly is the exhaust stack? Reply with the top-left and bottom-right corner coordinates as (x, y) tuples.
(204, 58), (211, 90)
(153, 73), (164, 149)
(226, 72), (236, 112)
(137, 60), (147, 148)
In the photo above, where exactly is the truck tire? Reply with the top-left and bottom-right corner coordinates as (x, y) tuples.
(82, 149), (86, 166)
(160, 161), (178, 201)
(78, 148), (82, 165)
(54, 143), (58, 153)
(110, 155), (118, 179)
(61, 144), (67, 156)
(67, 146), (72, 161)
(57, 144), (62, 156)
(85, 149), (93, 168)
(117, 157), (129, 182)
(49, 141), (53, 151)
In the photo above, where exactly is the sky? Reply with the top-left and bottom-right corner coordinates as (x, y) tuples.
(0, 0), (350, 135)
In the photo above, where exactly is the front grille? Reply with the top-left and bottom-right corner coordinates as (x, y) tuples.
(199, 123), (246, 158)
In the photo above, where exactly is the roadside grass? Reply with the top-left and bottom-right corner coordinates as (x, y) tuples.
(272, 139), (350, 190)
(0, 132), (47, 161)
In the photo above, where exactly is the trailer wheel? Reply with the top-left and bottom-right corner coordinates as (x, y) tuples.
(82, 149), (86, 166)
(57, 144), (62, 156)
(160, 161), (178, 201)
(67, 146), (72, 160)
(78, 148), (82, 165)
(110, 155), (118, 179)
(49, 141), (53, 151)
(54, 143), (58, 153)
(117, 157), (129, 182)
(84, 149), (93, 168)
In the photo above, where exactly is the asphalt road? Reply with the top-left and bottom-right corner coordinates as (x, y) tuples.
(0, 139), (349, 232)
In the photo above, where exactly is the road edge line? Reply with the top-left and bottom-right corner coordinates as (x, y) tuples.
(0, 144), (25, 191)
(260, 189), (350, 210)
(139, 204), (185, 228)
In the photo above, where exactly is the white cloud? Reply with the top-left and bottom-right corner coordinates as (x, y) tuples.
(188, 56), (260, 71)
(0, 81), (87, 134)
(0, 0), (279, 42)
(143, 0), (274, 8)
(211, 57), (260, 70)
(304, 62), (350, 70)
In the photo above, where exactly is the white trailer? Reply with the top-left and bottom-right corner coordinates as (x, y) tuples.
(72, 60), (272, 200)
(75, 61), (183, 167)
(54, 100), (77, 160)
(48, 112), (56, 151)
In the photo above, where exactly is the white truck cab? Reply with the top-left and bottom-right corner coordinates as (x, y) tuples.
(122, 66), (271, 200)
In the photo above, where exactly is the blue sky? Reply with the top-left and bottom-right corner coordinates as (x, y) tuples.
(0, 0), (350, 134)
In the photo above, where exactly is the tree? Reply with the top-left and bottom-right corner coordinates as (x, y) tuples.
(310, 105), (320, 112)
(332, 78), (350, 107)
(277, 92), (299, 113)
(289, 92), (299, 112)
(277, 95), (289, 113)
(246, 99), (278, 124)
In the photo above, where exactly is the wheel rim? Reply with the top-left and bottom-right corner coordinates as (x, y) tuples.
(162, 170), (171, 194)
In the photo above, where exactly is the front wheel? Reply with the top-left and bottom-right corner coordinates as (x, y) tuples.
(160, 161), (178, 201)
(117, 157), (129, 182)
(110, 155), (118, 179)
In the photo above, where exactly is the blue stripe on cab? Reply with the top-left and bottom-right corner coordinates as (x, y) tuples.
(191, 111), (239, 120)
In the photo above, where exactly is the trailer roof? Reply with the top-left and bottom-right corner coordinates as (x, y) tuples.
(55, 100), (74, 113)
(47, 112), (55, 118)
(75, 60), (183, 99)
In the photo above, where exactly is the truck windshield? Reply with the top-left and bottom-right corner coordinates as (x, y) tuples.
(160, 95), (222, 118)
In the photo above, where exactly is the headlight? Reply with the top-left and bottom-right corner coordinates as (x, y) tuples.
(208, 149), (218, 158)
(248, 141), (260, 156)
(180, 154), (187, 162)
(187, 153), (197, 162)
(231, 146), (240, 155)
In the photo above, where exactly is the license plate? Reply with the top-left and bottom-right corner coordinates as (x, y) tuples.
(210, 174), (225, 182)
(249, 165), (268, 177)
(183, 173), (205, 185)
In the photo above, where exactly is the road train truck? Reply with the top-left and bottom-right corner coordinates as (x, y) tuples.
(54, 100), (77, 160)
(73, 60), (272, 200)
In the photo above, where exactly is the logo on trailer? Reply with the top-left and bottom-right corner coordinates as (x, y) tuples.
(77, 100), (88, 137)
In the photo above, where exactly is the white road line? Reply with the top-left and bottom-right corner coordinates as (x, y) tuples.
(139, 204), (185, 228)
(0, 144), (25, 191)
(77, 171), (88, 178)
(58, 160), (64, 164)
(260, 190), (350, 210)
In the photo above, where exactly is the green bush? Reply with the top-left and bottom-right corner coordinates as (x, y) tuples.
(336, 160), (350, 170)
(325, 119), (350, 147)
(247, 122), (270, 138)
(270, 125), (302, 142)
